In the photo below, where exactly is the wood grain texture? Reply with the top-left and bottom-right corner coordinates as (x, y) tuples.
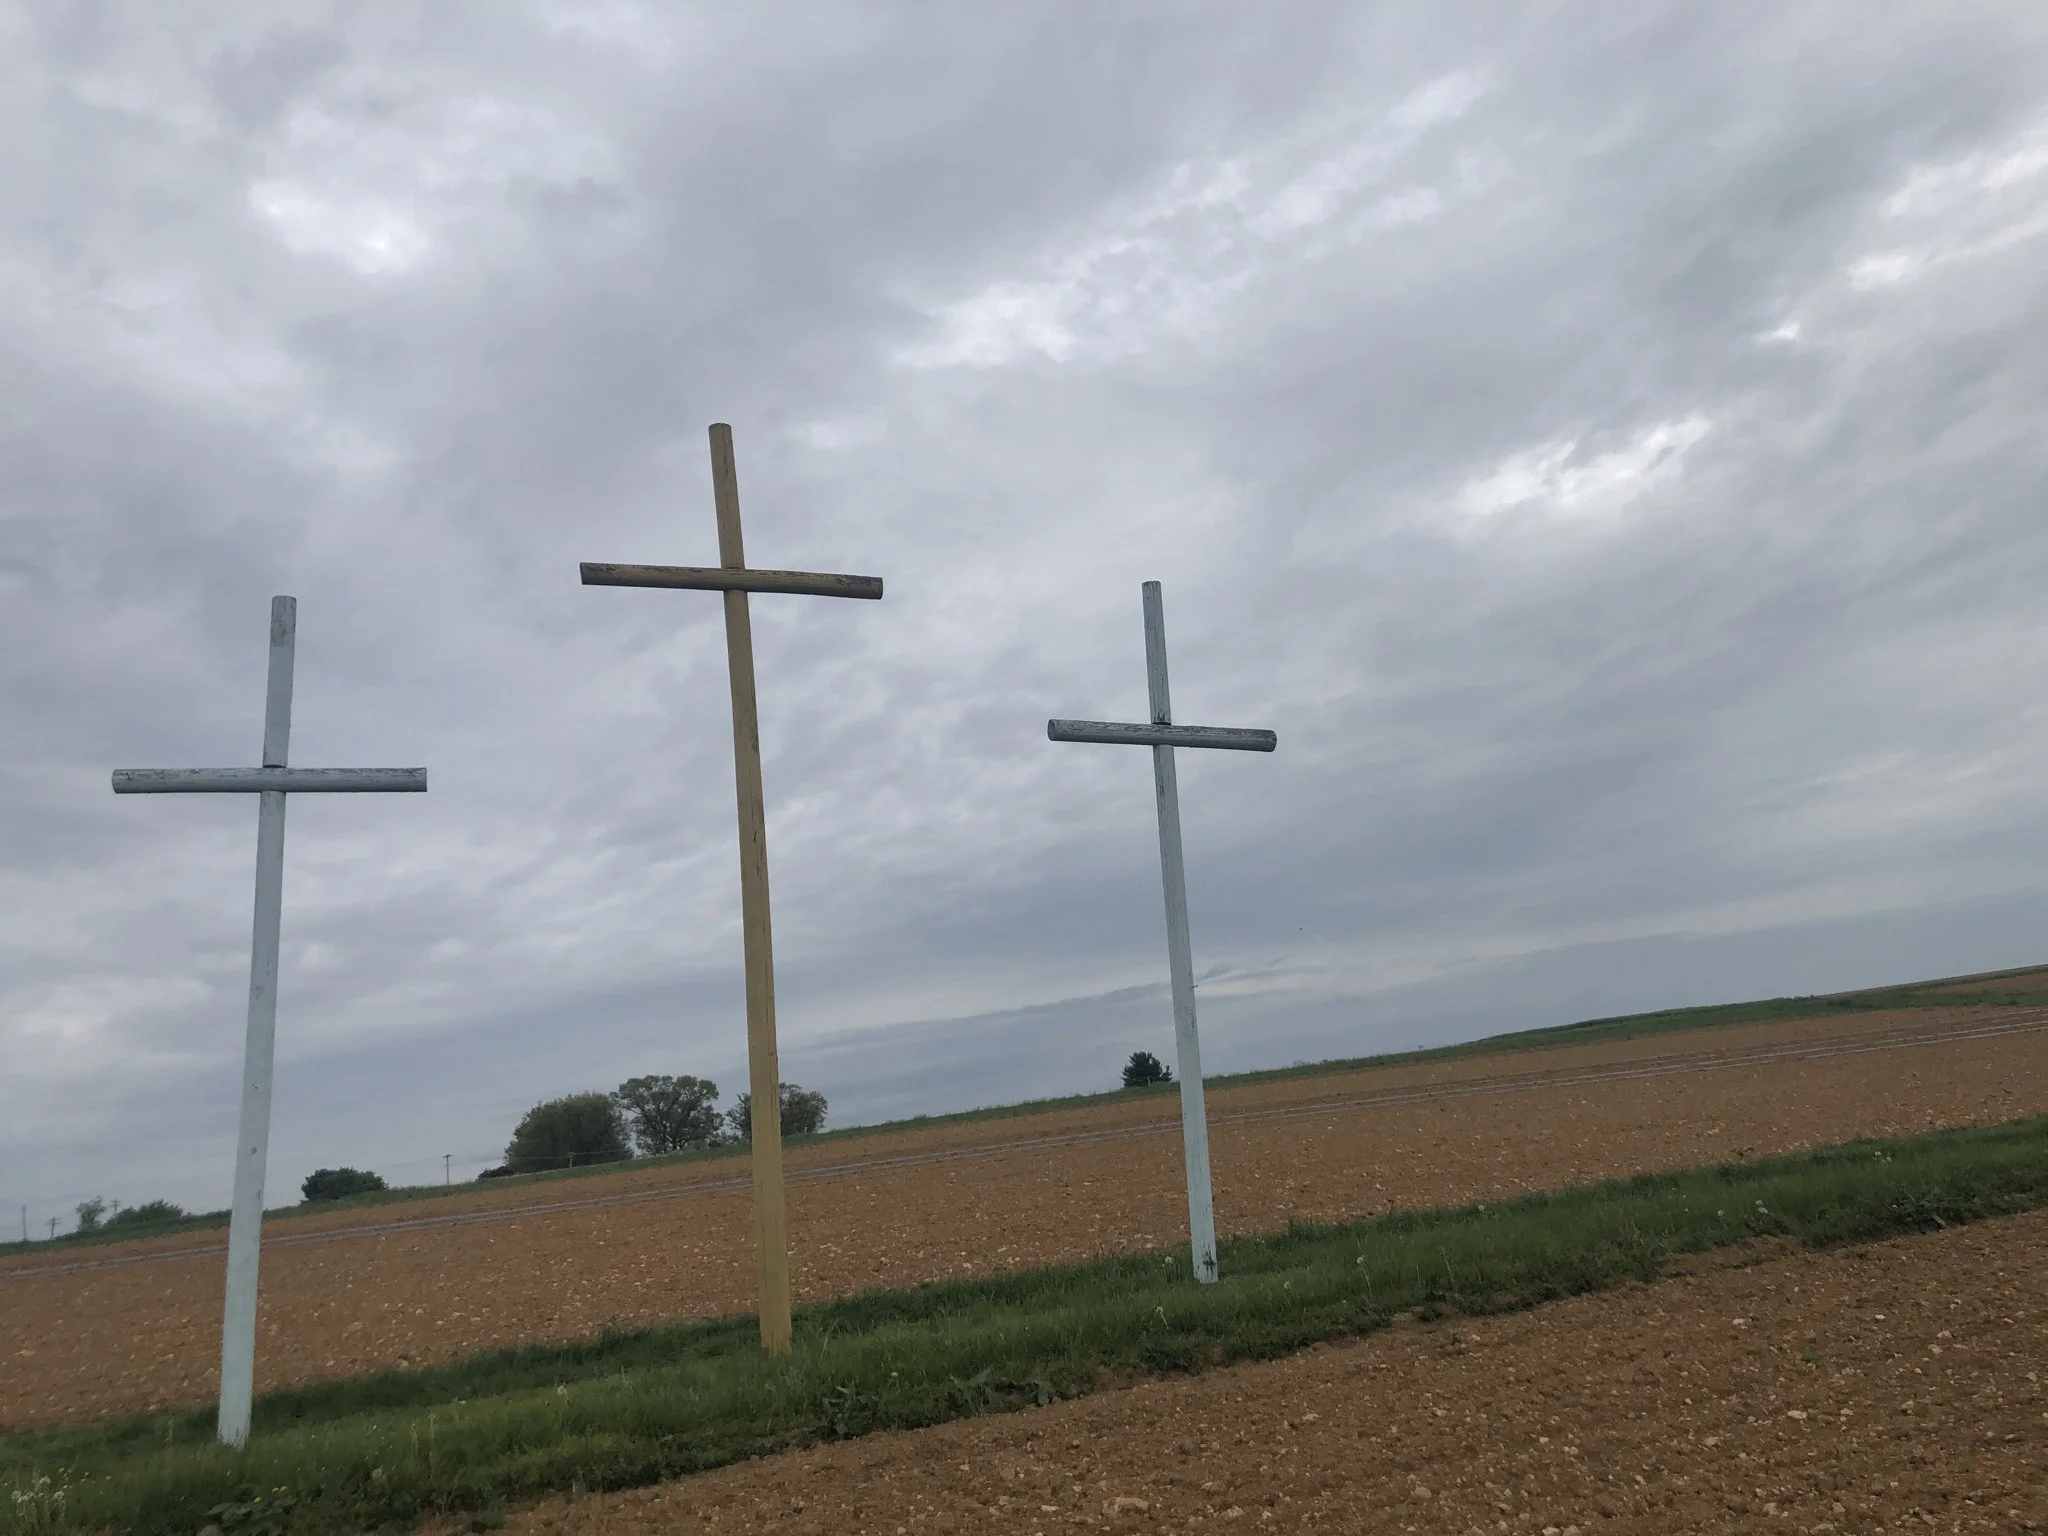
(710, 423), (794, 1358)
(573, 420), (887, 1358)
(1046, 720), (1277, 752)
(112, 767), (428, 793)
(579, 563), (882, 600)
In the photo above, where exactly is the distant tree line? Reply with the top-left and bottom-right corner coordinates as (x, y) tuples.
(53, 1077), (831, 1232)
(60, 1170), (391, 1234)
(55, 1051), (1181, 1230)
(477, 1075), (828, 1179)
(72, 1197), (186, 1234)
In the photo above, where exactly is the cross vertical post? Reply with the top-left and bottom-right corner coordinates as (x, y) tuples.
(220, 594), (295, 1449)
(113, 597), (427, 1445)
(580, 422), (883, 1355)
(709, 427), (792, 1352)
(1141, 583), (1219, 1282)
(1049, 580), (1275, 1283)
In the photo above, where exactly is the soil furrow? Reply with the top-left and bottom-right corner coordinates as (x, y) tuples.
(501, 1209), (2048, 1533)
(4, 1004), (2044, 1428)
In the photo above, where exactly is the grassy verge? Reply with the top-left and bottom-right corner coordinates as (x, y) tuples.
(17, 962), (2043, 1264)
(5, 1115), (2047, 1535)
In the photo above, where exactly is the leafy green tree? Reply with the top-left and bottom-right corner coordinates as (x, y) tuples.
(1121, 1050), (1172, 1088)
(505, 1092), (634, 1174)
(613, 1074), (722, 1155)
(301, 1168), (388, 1203)
(104, 1199), (185, 1229)
(73, 1197), (108, 1233)
(781, 1084), (828, 1137)
(723, 1082), (828, 1143)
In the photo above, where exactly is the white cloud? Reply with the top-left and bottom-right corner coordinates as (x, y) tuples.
(898, 69), (1495, 370)
(794, 417), (884, 452)
(246, 87), (623, 275)
(1882, 120), (2048, 217)
(1847, 117), (2048, 292)
(248, 181), (432, 274)
(1452, 414), (1713, 527)
(537, 0), (688, 62)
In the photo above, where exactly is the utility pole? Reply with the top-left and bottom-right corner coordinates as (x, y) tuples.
(443, 1153), (451, 1186)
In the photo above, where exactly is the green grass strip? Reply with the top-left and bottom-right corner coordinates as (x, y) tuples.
(6, 1114), (2047, 1535)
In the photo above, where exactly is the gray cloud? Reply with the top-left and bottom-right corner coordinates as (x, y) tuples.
(6, 3), (2048, 1232)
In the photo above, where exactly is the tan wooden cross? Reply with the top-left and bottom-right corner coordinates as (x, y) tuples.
(580, 423), (882, 1354)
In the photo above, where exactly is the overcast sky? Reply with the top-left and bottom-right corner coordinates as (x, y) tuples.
(6, 3), (2048, 1231)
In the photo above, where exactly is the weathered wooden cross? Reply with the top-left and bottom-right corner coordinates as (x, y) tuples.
(580, 422), (883, 1355)
(1049, 580), (1275, 1283)
(112, 596), (426, 1446)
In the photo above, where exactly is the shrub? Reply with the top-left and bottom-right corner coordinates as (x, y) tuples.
(301, 1168), (388, 1203)
(614, 1074), (722, 1155)
(505, 1092), (634, 1174)
(103, 1199), (185, 1229)
(476, 1165), (513, 1180)
(1122, 1050), (1172, 1088)
(724, 1083), (828, 1143)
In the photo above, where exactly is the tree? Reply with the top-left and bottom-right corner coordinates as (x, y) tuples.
(73, 1197), (108, 1233)
(301, 1168), (387, 1203)
(779, 1084), (828, 1137)
(723, 1082), (828, 1143)
(613, 1074), (722, 1156)
(504, 1092), (633, 1174)
(1122, 1050), (1172, 1088)
(105, 1199), (185, 1229)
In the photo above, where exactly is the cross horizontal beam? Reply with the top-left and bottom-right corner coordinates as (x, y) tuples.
(1047, 720), (1277, 752)
(112, 767), (428, 794)
(580, 562), (883, 600)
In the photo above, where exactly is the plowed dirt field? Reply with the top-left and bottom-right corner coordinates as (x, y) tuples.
(5, 1005), (2045, 1429)
(498, 1207), (2048, 1535)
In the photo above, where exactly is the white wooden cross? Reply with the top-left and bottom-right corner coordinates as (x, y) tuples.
(112, 596), (426, 1445)
(1049, 580), (1275, 1283)
(580, 422), (883, 1356)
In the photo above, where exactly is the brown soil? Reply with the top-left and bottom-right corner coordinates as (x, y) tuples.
(3, 1005), (2044, 1428)
(2, 1003), (2010, 1278)
(499, 1209), (2048, 1535)
(1906, 963), (2048, 997)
